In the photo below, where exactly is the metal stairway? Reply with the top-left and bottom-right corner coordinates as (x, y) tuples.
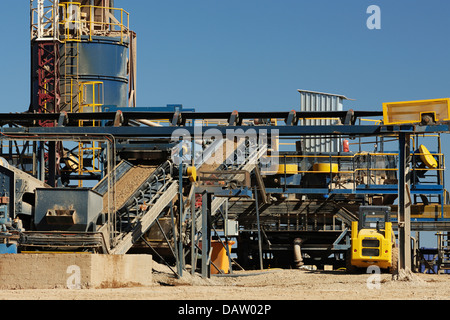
(193, 139), (269, 230)
(438, 232), (450, 273)
(97, 161), (179, 255)
(210, 142), (268, 217)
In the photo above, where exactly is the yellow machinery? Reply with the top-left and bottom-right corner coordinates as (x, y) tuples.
(313, 163), (339, 174)
(348, 206), (397, 272)
(383, 98), (450, 125)
(418, 144), (438, 169)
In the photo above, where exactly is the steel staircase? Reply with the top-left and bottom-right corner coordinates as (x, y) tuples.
(438, 232), (450, 273)
(194, 139), (269, 230)
(97, 161), (179, 255)
(210, 142), (268, 217)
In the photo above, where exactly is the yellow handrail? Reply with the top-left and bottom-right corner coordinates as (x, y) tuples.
(264, 149), (445, 176)
(77, 81), (104, 186)
(58, 3), (130, 44)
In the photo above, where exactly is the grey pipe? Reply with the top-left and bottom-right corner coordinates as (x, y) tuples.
(294, 238), (304, 268)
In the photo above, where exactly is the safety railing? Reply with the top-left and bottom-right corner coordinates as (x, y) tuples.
(76, 81), (104, 186)
(78, 81), (104, 114)
(266, 150), (445, 193)
(268, 152), (445, 172)
(58, 3), (130, 44)
(138, 116), (386, 128)
(31, 1), (59, 40)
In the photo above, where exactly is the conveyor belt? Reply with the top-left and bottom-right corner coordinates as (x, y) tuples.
(95, 161), (178, 254)
(93, 161), (158, 213)
(193, 138), (268, 232)
(103, 165), (158, 213)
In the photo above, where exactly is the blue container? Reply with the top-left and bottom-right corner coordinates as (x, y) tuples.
(0, 243), (17, 254)
(419, 248), (450, 274)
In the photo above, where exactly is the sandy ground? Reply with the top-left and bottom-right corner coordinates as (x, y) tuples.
(0, 262), (448, 300)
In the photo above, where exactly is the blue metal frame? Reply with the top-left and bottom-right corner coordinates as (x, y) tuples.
(0, 243), (17, 254)
(102, 105), (196, 113)
(3, 124), (450, 138)
(0, 111), (449, 231)
(265, 185), (444, 195)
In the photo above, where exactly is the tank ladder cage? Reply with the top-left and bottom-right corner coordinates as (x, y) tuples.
(60, 43), (80, 112)
(58, 2), (82, 43)
(76, 81), (104, 186)
(31, 0), (60, 41)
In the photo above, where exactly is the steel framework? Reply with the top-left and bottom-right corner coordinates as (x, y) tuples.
(1, 110), (450, 277)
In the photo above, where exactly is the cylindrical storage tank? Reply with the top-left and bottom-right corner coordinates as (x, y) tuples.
(30, 0), (135, 113)
(59, 36), (129, 112)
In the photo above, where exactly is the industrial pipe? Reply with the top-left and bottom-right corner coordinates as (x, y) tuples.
(136, 119), (164, 127)
(294, 238), (304, 268)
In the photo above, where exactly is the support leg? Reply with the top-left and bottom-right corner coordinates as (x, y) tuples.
(396, 132), (412, 277)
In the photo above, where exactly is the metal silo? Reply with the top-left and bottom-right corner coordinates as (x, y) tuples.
(30, 0), (137, 114)
(29, 0), (137, 186)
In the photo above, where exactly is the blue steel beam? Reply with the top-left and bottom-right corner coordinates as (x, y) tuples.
(0, 110), (383, 125)
(265, 185), (444, 195)
(2, 124), (450, 139)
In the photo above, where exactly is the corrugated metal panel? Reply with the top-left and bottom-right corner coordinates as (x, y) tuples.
(298, 89), (347, 153)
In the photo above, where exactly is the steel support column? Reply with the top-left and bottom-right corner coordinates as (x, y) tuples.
(397, 132), (412, 272)
(201, 192), (212, 279)
(34, 41), (60, 117)
(47, 141), (56, 187)
(255, 186), (264, 270)
(190, 186), (197, 276)
(177, 143), (184, 278)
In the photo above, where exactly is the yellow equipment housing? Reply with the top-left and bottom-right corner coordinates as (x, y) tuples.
(349, 206), (396, 271)
(419, 144), (438, 169)
(186, 166), (197, 182)
(383, 98), (450, 125)
(313, 163), (339, 174)
(277, 164), (298, 175)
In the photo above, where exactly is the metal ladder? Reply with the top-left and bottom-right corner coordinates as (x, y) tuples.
(59, 2), (81, 112)
(60, 42), (79, 112)
(76, 81), (104, 186)
(438, 232), (450, 273)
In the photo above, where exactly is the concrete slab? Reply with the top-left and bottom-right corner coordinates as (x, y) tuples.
(0, 253), (153, 289)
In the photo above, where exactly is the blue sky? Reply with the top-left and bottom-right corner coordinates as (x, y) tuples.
(1, 1), (449, 246)
(2, 1), (449, 112)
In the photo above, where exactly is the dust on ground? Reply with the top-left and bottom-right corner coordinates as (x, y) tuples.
(0, 262), (448, 300)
